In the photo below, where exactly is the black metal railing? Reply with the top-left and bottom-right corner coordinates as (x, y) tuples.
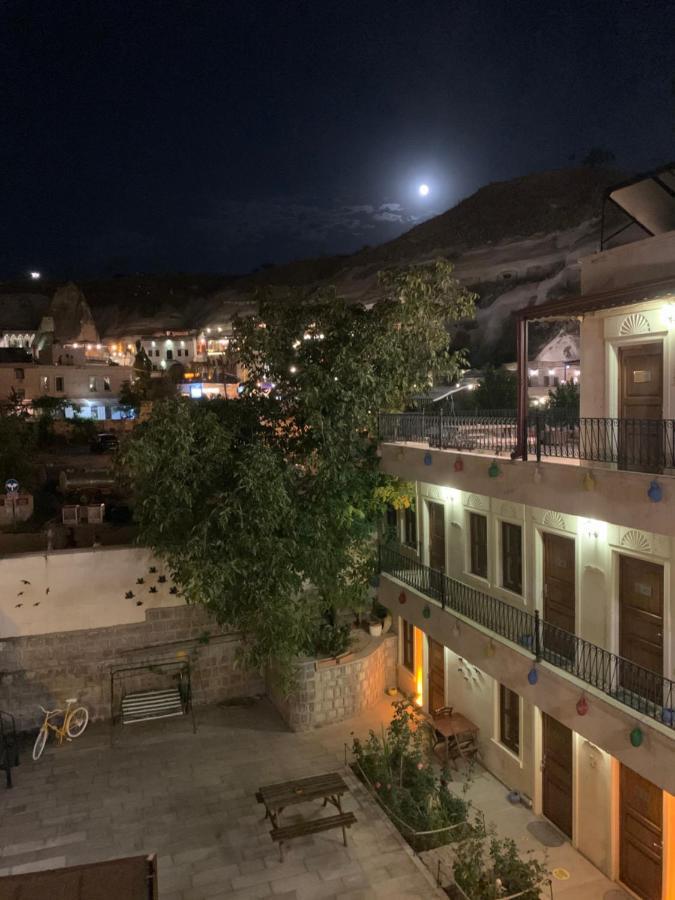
(379, 542), (675, 730)
(378, 411), (675, 471)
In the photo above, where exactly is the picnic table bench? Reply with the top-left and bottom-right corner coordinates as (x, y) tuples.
(257, 772), (355, 861)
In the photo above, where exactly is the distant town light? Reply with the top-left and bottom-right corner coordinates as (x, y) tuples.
(289, 365), (297, 374)
(548, 369), (555, 376)
(529, 368), (539, 376)
(29, 271), (41, 279)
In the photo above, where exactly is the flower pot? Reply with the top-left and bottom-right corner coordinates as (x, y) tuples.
(369, 621), (383, 638)
(381, 613), (392, 634)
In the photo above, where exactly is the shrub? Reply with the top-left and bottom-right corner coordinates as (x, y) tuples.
(352, 698), (473, 851)
(452, 831), (548, 899)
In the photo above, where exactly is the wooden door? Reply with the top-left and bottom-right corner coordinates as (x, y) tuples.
(619, 556), (663, 703)
(619, 343), (663, 471)
(620, 765), (663, 900)
(542, 714), (573, 838)
(542, 534), (575, 662)
(428, 502), (446, 572)
(428, 638), (445, 714)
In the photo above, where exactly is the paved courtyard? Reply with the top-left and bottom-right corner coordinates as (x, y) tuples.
(0, 698), (443, 899)
(0, 696), (626, 899)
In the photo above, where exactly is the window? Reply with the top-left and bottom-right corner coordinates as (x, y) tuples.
(103, 377), (111, 391)
(469, 513), (488, 578)
(89, 377), (97, 392)
(385, 505), (398, 541)
(166, 349), (173, 360)
(499, 684), (520, 754)
(14, 368), (24, 381)
(403, 506), (417, 548)
(40, 376), (49, 392)
(501, 522), (522, 594)
(402, 619), (414, 672)
(55, 376), (64, 392)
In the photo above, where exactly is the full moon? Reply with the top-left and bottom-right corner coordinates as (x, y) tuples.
(418, 183), (430, 197)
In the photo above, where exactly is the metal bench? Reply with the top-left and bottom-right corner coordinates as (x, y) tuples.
(270, 812), (356, 861)
(121, 687), (183, 725)
(0, 711), (18, 788)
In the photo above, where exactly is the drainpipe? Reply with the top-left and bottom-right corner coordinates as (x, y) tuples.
(516, 315), (529, 461)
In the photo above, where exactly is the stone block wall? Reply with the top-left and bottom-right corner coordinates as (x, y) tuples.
(268, 632), (397, 731)
(0, 604), (264, 731)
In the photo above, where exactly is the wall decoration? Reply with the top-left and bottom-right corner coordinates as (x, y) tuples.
(454, 458), (464, 472)
(543, 510), (567, 531)
(629, 726), (643, 747)
(465, 493), (488, 511)
(527, 666), (538, 685)
(422, 604), (431, 619)
(398, 590), (407, 605)
(582, 472), (596, 492)
(620, 529), (652, 553)
(619, 313), (651, 336)
(647, 480), (663, 503)
(488, 460), (501, 478)
(576, 694), (589, 716)
(424, 451), (433, 466)
(661, 708), (674, 727)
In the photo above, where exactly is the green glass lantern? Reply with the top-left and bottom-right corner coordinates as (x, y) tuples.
(630, 727), (643, 747)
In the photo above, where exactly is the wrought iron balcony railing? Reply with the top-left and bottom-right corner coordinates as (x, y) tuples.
(378, 411), (675, 471)
(379, 541), (675, 730)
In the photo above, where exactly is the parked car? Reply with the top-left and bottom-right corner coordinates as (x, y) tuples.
(90, 432), (120, 453)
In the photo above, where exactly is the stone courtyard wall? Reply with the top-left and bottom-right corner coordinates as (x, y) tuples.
(267, 632), (397, 731)
(0, 604), (264, 731)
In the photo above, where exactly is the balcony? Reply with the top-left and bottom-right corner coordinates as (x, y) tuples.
(379, 541), (675, 731)
(379, 411), (675, 474)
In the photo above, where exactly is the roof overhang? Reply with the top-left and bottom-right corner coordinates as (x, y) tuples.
(516, 275), (675, 323)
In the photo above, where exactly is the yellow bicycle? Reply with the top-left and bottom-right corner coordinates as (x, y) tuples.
(32, 698), (89, 761)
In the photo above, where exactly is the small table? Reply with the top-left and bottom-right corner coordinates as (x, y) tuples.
(432, 712), (479, 767)
(258, 772), (348, 828)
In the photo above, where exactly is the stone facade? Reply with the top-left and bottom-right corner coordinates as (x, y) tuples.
(267, 632), (397, 731)
(0, 604), (264, 731)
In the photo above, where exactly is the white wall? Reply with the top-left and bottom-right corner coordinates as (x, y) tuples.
(581, 231), (675, 294)
(0, 546), (184, 637)
(0, 363), (133, 402)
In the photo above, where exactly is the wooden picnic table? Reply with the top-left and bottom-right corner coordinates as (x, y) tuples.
(432, 711), (480, 767)
(257, 772), (355, 860)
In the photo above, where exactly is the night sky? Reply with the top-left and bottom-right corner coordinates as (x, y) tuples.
(1, 0), (672, 279)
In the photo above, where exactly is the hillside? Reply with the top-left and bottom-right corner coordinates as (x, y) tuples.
(0, 166), (625, 360)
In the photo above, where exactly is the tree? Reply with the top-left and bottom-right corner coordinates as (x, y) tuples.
(468, 366), (517, 411)
(547, 380), (579, 413)
(0, 410), (36, 490)
(121, 261), (475, 675)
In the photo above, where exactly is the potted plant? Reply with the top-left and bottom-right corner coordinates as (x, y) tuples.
(368, 617), (383, 637)
(372, 601), (392, 634)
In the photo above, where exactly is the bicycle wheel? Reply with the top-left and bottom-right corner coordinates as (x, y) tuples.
(32, 727), (48, 761)
(66, 706), (89, 738)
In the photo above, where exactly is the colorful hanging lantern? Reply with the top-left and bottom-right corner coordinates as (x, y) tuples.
(527, 666), (538, 685)
(488, 460), (501, 478)
(424, 451), (433, 466)
(454, 458), (464, 472)
(422, 604), (431, 619)
(370, 574), (380, 588)
(398, 590), (407, 605)
(582, 472), (596, 492)
(630, 727), (643, 747)
(576, 694), (589, 716)
(647, 480), (663, 503)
